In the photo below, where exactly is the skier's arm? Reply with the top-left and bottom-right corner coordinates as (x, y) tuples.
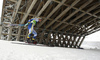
(24, 22), (29, 27)
(25, 23), (28, 26)
(24, 20), (31, 27)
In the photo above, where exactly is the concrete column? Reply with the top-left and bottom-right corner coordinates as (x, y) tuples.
(7, 27), (12, 41)
(0, 25), (2, 39)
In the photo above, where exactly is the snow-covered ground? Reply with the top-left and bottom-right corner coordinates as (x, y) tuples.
(0, 40), (100, 60)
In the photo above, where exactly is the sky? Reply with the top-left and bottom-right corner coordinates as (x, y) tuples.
(0, 0), (100, 41)
(0, 0), (3, 17)
(85, 31), (100, 41)
(0, 0), (3, 24)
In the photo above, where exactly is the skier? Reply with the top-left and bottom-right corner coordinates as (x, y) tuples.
(24, 17), (42, 44)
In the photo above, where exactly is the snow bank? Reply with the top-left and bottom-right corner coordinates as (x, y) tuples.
(0, 40), (100, 60)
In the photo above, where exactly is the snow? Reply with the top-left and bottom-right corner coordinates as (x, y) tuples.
(0, 40), (100, 60)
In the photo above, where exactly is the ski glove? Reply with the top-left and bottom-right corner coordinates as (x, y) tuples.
(24, 23), (28, 27)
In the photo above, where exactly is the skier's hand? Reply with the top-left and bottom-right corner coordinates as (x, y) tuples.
(24, 23), (28, 27)
(24, 25), (26, 27)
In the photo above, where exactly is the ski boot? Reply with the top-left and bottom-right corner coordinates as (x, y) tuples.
(26, 38), (32, 44)
(33, 40), (37, 45)
(32, 38), (37, 45)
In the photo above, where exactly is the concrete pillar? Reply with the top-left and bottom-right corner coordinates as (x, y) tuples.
(0, 25), (2, 39)
(7, 27), (12, 41)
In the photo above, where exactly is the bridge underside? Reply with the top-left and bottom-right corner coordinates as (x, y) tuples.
(1, 0), (100, 48)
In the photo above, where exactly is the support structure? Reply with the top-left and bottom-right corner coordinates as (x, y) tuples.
(0, 0), (100, 48)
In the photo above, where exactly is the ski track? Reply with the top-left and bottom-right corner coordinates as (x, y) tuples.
(0, 40), (100, 60)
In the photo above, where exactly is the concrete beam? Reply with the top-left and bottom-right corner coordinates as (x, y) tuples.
(12, 0), (22, 23)
(38, 0), (66, 28)
(45, 0), (80, 29)
(53, 0), (100, 19)
(8, 0), (17, 2)
(53, 0), (93, 30)
(21, 0), (37, 24)
(0, 26), (2, 39)
(36, 0), (52, 17)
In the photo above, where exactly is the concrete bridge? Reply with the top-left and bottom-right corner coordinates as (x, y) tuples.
(0, 0), (100, 48)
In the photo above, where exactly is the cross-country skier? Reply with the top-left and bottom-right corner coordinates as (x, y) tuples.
(24, 17), (42, 44)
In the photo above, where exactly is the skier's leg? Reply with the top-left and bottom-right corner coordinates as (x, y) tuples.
(26, 29), (32, 43)
(27, 28), (32, 38)
(32, 29), (37, 44)
(32, 29), (37, 40)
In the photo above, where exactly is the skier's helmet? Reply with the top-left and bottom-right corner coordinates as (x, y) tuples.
(37, 17), (42, 22)
(37, 17), (42, 19)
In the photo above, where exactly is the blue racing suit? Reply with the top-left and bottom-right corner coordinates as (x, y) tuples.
(25, 18), (39, 40)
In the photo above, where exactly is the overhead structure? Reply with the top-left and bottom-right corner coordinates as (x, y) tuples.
(0, 0), (100, 48)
